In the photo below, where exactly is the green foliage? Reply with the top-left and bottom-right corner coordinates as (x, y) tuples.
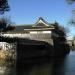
(66, 0), (75, 4)
(52, 22), (70, 56)
(66, 0), (75, 25)
(52, 22), (67, 36)
(0, 0), (10, 14)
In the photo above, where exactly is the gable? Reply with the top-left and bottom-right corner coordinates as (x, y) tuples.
(36, 23), (48, 27)
(35, 17), (49, 27)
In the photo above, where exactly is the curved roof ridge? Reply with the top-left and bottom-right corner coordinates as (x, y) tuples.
(35, 17), (50, 27)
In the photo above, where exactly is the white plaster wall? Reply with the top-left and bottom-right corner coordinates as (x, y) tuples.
(30, 31), (37, 34)
(0, 42), (17, 50)
(42, 31), (51, 33)
(30, 31), (51, 34)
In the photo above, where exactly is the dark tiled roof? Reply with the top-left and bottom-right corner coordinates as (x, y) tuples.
(12, 25), (33, 32)
(6, 24), (54, 33)
(6, 18), (55, 33)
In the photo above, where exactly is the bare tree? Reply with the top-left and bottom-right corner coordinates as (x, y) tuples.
(0, 17), (15, 32)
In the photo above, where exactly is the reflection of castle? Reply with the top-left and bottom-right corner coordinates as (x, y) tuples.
(0, 17), (63, 50)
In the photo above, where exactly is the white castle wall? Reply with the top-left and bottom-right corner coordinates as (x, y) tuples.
(2, 30), (53, 45)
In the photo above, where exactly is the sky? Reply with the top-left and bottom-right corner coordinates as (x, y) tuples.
(1, 0), (75, 39)
(7, 0), (71, 25)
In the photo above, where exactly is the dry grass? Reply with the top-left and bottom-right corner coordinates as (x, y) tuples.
(0, 50), (16, 61)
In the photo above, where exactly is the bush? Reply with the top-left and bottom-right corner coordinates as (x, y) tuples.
(0, 50), (16, 61)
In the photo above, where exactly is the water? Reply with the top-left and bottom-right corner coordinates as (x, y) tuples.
(0, 51), (75, 75)
(0, 60), (16, 75)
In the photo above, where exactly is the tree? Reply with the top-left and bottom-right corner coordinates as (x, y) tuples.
(0, 17), (15, 32)
(66, 0), (75, 4)
(51, 22), (70, 56)
(66, 0), (75, 25)
(52, 22), (69, 46)
(52, 22), (67, 37)
(0, 0), (10, 14)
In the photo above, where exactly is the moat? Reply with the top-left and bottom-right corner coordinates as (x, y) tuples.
(0, 51), (75, 75)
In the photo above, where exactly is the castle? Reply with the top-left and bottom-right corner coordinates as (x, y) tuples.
(0, 17), (64, 50)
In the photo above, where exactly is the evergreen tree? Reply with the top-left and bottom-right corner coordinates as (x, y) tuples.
(66, 0), (75, 25)
(0, 0), (10, 14)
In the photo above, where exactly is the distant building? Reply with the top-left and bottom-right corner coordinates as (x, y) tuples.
(0, 17), (63, 50)
(67, 39), (75, 47)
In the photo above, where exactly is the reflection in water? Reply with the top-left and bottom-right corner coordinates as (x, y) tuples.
(18, 51), (75, 75)
(0, 66), (6, 75)
(64, 51), (75, 75)
(0, 51), (75, 75)
(0, 60), (16, 75)
(18, 58), (66, 75)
